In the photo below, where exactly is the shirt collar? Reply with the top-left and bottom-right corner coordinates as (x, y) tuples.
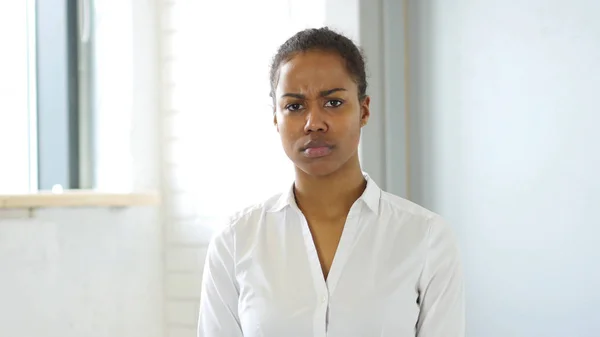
(267, 172), (381, 215)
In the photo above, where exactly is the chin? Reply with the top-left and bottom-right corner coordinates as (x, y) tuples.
(295, 160), (343, 178)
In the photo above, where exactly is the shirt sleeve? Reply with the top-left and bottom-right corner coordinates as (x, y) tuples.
(416, 215), (466, 337)
(197, 225), (244, 337)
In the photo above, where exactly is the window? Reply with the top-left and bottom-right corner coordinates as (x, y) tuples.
(0, 1), (35, 194)
(0, 0), (138, 194)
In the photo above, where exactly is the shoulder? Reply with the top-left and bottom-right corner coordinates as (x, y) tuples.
(379, 190), (440, 220)
(377, 191), (461, 279)
(379, 191), (449, 236)
(378, 191), (457, 246)
(208, 191), (286, 244)
(229, 192), (284, 228)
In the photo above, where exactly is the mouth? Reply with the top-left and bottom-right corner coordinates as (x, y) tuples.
(303, 146), (332, 158)
(301, 140), (333, 158)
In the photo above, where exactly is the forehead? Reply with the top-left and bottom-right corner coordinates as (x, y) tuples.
(275, 51), (357, 95)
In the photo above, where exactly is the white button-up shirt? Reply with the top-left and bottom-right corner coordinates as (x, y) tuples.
(198, 175), (465, 337)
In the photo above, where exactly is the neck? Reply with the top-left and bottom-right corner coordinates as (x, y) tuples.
(293, 156), (367, 221)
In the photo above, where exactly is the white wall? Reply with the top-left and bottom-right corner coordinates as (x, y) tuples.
(408, 1), (600, 336)
(0, 207), (163, 337)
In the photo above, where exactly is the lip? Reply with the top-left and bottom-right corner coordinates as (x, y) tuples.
(301, 140), (333, 158)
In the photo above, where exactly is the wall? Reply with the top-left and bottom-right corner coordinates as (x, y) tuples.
(0, 207), (163, 337)
(407, 1), (600, 336)
(358, 0), (410, 197)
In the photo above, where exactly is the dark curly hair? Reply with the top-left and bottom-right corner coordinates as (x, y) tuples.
(269, 27), (368, 104)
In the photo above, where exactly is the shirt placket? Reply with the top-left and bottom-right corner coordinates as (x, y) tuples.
(297, 202), (365, 337)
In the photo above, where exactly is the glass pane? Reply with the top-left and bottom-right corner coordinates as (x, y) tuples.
(0, 2), (33, 193)
(91, 0), (134, 192)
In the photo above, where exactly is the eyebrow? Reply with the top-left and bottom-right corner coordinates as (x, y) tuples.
(280, 88), (347, 99)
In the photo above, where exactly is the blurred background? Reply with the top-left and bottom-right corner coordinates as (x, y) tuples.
(0, 0), (599, 336)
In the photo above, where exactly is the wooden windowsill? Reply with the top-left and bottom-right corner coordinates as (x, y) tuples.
(0, 190), (161, 209)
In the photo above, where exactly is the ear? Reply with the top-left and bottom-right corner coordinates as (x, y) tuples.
(360, 96), (371, 127)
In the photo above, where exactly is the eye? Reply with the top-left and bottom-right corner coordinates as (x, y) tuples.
(285, 103), (304, 112)
(324, 99), (343, 108)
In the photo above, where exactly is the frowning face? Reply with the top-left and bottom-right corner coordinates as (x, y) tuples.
(273, 50), (370, 177)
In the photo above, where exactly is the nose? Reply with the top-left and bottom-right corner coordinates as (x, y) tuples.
(303, 107), (329, 134)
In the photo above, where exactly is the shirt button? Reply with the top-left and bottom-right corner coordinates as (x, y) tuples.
(321, 295), (327, 303)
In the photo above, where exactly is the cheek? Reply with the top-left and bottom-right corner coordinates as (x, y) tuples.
(276, 123), (296, 146)
(344, 121), (362, 144)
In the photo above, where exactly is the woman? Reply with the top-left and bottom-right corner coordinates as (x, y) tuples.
(198, 27), (465, 337)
